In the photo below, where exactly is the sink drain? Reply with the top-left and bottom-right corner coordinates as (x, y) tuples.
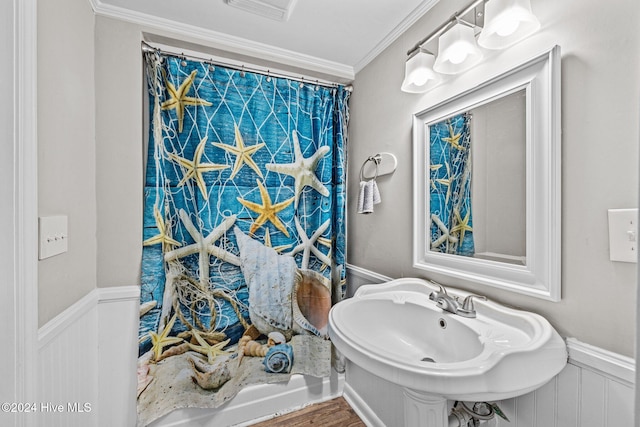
(421, 357), (436, 363)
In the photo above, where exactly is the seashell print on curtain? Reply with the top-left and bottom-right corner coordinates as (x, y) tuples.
(429, 113), (474, 256)
(136, 49), (349, 426)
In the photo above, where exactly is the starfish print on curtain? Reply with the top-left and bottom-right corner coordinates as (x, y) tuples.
(212, 124), (265, 179)
(168, 137), (228, 200)
(164, 209), (240, 289)
(286, 217), (331, 270)
(147, 314), (183, 361)
(143, 205), (182, 252)
(161, 69), (212, 133)
(237, 179), (295, 237)
(266, 131), (330, 209)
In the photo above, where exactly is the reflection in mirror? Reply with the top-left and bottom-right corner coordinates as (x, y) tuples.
(412, 45), (561, 301)
(429, 90), (526, 265)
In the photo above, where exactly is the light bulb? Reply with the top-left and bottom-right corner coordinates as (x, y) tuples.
(447, 43), (469, 65)
(407, 64), (431, 86)
(433, 23), (482, 74)
(409, 69), (430, 86)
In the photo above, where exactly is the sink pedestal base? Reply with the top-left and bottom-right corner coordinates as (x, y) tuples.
(403, 389), (448, 427)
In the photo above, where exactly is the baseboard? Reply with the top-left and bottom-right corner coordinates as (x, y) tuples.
(342, 383), (385, 427)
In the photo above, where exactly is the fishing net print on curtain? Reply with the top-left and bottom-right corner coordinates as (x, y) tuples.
(429, 113), (474, 256)
(136, 49), (349, 426)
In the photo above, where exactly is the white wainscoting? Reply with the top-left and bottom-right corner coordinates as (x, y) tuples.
(344, 264), (635, 427)
(37, 286), (140, 427)
(97, 287), (141, 427)
(37, 285), (344, 427)
(35, 270), (635, 427)
(38, 290), (100, 427)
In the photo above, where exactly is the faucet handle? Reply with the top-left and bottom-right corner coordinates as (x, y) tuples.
(428, 282), (448, 300)
(459, 295), (487, 318)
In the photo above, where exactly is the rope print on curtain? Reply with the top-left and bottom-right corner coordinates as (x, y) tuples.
(136, 49), (349, 423)
(429, 113), (474, 256)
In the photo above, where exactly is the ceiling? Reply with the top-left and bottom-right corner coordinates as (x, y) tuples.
(93, 0), (439, 79)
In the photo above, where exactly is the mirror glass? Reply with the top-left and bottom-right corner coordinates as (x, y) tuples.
(429, 89), (526, 266)
(413, 46), (561, 301)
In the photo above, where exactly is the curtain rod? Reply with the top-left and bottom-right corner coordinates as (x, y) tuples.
(406, 0), (485, 56)
(141, 41), (351, 91)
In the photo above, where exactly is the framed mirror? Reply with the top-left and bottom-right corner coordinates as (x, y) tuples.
(412, 46), (561, 301)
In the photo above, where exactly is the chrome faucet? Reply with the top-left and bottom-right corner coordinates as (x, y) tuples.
(428, 281), (486, 318)
(428, 283), (460, 314)
(458, 294), (487, 318)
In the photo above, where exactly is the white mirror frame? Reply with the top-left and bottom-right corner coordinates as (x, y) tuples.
(412, 45), (561, 301)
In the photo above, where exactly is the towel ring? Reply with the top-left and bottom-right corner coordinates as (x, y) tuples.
(359, 155), (380, 181)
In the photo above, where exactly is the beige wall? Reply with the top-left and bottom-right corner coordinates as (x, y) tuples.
(95, 17), (144, 289)
(348, 0), (639, 356)
(37, 0), (96, 326)
(472, 91), (526, 259)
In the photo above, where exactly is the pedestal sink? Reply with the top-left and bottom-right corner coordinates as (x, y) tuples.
(328, 278), (567, 426)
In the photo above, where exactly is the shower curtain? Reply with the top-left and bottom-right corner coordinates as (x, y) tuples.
(136, 49), (349, 426)
(429, 113), (474, 256)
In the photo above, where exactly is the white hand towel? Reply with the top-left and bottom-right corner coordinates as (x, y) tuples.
(357, 181), (371, 214)
(371, 179), (381, 205)
(357, 180), (381, 214)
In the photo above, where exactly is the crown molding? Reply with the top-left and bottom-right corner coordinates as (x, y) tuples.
(353, 0), (440, 73)
(87, 0), (355, 82)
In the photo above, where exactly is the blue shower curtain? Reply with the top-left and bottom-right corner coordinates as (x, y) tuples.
(136, 49), (349, 425)
(429, 113), (474, 256)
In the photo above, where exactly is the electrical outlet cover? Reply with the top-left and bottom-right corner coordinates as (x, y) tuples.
(39, 215), (68, 260)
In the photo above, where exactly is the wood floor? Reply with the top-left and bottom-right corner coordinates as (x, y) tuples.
(248, 397), (366, 427)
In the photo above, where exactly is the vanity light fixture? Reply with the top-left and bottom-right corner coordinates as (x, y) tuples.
(401, 50), (441, 93)
(433, 21), (483, 75)
(478, 0), (540, 49)
(401, 0), (540, 93)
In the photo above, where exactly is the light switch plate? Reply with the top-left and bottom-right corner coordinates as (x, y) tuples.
(39, 215), (68, 260)
(607, 209), (638, 263)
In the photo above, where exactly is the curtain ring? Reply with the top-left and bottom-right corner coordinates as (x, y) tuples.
(359, 156), (379, 182)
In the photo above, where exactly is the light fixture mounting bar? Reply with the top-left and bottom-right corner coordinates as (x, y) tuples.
(407, 0), (485, 56)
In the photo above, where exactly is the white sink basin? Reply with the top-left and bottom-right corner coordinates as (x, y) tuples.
(328, 278), (567, 402)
